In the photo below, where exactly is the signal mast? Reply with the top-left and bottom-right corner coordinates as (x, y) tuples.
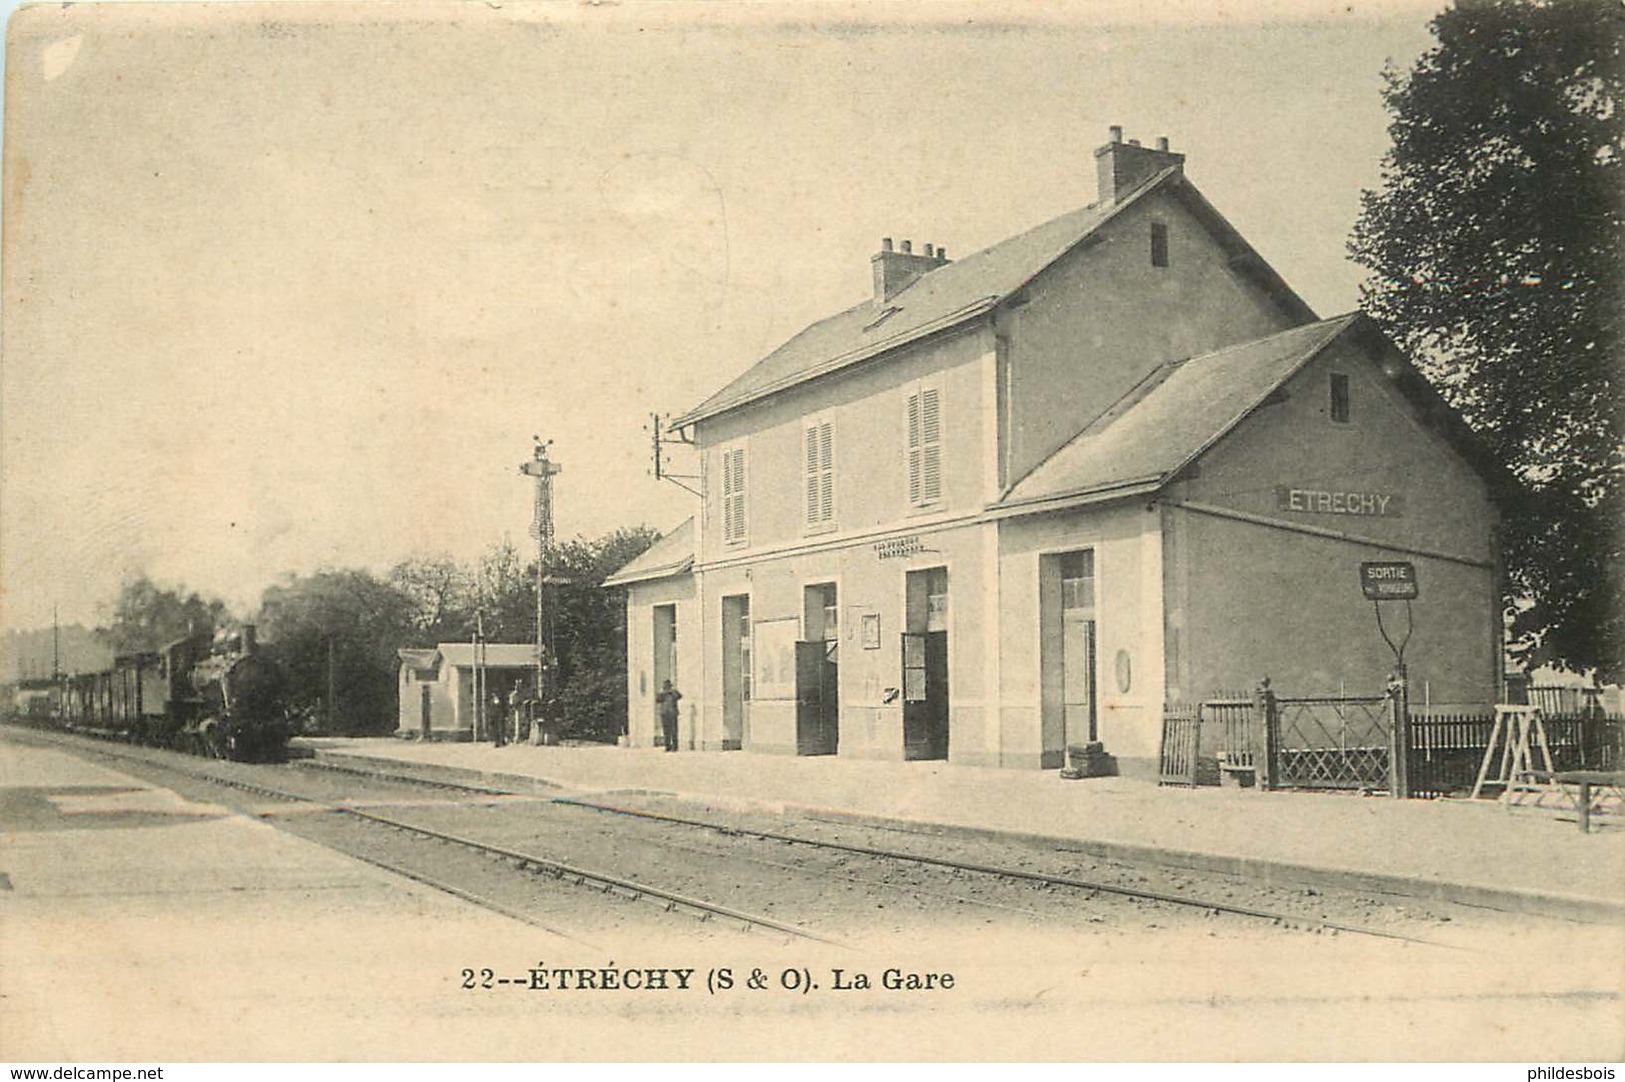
(519, 438), (563, 737)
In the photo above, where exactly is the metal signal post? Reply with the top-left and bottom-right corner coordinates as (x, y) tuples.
(520, 438), (563, 738)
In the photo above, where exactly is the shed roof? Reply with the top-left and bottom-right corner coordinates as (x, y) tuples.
(602, 517), (695, 587)
(673, 170), (1314, 429)
(397, 644), (537, 669)
(397, 648), (440, 670)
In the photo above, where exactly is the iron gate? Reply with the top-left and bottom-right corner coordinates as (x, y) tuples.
(1273, 696), (1391, 790)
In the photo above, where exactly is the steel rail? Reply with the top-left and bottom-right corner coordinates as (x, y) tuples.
(275, 751), (1449, 944)
(554, 796), (1444, 945)
(12, 727), (1449, 947)
(336, 805), (849, 947)
(14, 727), (846, 947)
(317, 834), (603, 946)
(296, 757), (1105, 923)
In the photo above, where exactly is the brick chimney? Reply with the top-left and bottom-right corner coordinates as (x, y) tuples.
(872, 237), (950, 303)
(1095, 126), (1184, 204)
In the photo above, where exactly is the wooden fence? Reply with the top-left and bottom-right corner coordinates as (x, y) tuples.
(1158, 705), (1202, 786)
(1407, 708), (1623, 799)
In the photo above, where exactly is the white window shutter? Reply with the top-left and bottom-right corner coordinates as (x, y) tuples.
(732, 449), (746, 541)
(805, 426), (819, 526)
(906, 387), (941, 506)
(922, 444), (942, 503)
(921, 388), (941, 503)
(921, 387), (940, 444)
(818, 422), (833, 524)
(803, 421), (835, 527)
(907, 392), (922, 504)
(722, 447), (747, 543)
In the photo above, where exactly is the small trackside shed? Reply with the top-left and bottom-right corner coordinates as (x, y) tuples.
(396, 642), (537, 741)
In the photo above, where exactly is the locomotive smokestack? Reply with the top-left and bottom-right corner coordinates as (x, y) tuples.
(240, 625), (257, 655)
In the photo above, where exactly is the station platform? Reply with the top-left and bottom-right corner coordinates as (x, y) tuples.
(303, 736), (1625, 922)
(0, 736), (575, 1060)
(9, 729), (1623, 1060)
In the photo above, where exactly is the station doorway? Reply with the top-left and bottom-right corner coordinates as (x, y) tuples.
(795, 583), (839, 755)
(721, 594), (750, 750)
(653, 604), (678, 746)
(902, 567), (949, 760)
(1040, 550), (1097, 763)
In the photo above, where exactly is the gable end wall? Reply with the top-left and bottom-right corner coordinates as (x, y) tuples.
(1161, 337), (1500, 706)
(1002, 190), (1304, 488)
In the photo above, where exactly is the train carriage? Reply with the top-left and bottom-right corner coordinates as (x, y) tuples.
(55, 625), (289, 761)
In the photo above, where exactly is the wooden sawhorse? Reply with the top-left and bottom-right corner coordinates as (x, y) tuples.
(1471, 705), (1554, 803)
(1516, 770), (1625, 833)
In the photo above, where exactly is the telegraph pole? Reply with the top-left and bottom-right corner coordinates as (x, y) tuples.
(49, 606), (63, 719)
(520, 438), (562, 739)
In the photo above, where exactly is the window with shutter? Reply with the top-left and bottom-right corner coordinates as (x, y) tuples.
(1330, 373), (1351, 423)
(907, 386), (943, 507)
(722, 446), (747, 544)
(804, 419), (835, 530)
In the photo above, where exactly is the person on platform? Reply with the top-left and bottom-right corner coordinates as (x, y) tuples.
(655, 680), (681, 752)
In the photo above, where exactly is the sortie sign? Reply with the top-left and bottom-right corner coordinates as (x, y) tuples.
(1359, 561), (1419, 601)
(1276, 486), (1404, 517)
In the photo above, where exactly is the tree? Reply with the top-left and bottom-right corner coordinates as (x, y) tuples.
(1349, 0), (1624, 680)
(98, 575), (229, 654)
(470, 539), (536, 643)
(543, 526), (661, 741)
(256, 569), (420, 734)
(251, 526), (659, 740)
(387, 555), (474, 642)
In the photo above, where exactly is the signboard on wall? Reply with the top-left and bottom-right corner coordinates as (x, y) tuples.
(753, 617), (799, 700)
(874, 536), (924, 559)
(1276, 487), (1404, 517)
(1359, 561), (1419, 600)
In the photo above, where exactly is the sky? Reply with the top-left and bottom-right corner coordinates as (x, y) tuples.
(0, 0), (1444, 634)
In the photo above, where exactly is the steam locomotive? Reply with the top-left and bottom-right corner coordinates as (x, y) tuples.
(59, 625), (290, 761)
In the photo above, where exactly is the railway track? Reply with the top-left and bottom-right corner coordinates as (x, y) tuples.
(6, 726), (846, 947)
(298, 747), (1448, 945)
(7, 725), (1456, 947)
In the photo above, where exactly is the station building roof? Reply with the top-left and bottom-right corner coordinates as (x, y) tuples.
(994, 312), (1505, 515)
(602, 517), (695, 587)
(672, 168), (1314, 430)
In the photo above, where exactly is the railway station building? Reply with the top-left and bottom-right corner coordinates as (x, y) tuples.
(606, 129), (1504, 776)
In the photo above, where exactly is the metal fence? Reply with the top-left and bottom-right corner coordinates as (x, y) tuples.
(1273, 695), (1391, 790)
(1161, 684), (1624, 799)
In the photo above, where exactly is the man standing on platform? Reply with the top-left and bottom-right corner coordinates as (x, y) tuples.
(655, 680), (681, 752)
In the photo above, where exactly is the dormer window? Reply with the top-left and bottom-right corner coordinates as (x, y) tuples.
(1150, 222), (1169, 268)
(1330, 373), (1351, 423)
